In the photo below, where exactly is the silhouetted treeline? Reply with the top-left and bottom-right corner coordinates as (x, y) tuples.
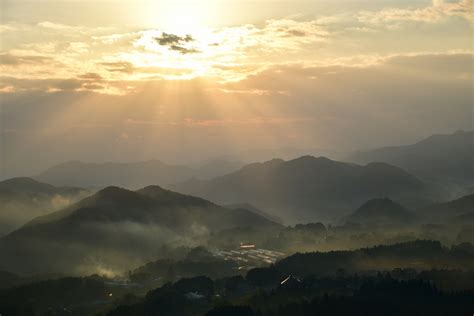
(274, 240), (474, 277)
(0, 276), (108, 316)
(107, 273), (474, 316)
(3, 241), (474, 316)
(129, 248), (238, 283)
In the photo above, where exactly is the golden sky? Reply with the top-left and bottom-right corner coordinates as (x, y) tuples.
(0, 0), (473, 176)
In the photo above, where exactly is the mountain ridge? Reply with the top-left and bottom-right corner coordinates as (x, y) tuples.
(171, 156), (429, 223)
(0, 177), (91, 235)
(35, 159), (246, 189)
(349, 130), (474, 188)
(344, 198), (415, 225)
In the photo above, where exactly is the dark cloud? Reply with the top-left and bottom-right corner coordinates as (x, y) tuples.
(156, 32), (193, 45)
(155, 32), (199, 55)
(169, 45), (200, 55)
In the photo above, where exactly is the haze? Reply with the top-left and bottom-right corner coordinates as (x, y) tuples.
(0, 0), (472, 177)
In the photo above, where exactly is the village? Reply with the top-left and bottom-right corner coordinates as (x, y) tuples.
(213, 244), (285, 270)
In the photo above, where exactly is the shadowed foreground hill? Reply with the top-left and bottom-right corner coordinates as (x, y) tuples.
(171, 156), (429, 223)
(0, 186), (279, 275)
(104, 241), (474, 316)
(272, 240), (474, 278)
(0, 177), (90, 235)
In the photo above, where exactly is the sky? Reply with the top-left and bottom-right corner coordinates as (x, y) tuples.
(0, 0), (472, 177)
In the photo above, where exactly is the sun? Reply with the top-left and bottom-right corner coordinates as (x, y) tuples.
(142, 2), (215, 34)
(108, 2), (246, 81)
(164, 4), (207, 34)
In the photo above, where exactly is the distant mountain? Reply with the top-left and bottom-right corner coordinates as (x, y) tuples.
(35, 160), (194, 188)
(349, 130), (474, 188)
(0, 185), (279, 274)
(193, 159), (246, 180)
(225, 203), (284, 225)
(171, 156), (429, 223)
(35, 159), (244, 188)
(0, 177), (85, 197)
(420, 193), (474, 222)
(344, 198), (415, 225)
(0, 177), (90, 235)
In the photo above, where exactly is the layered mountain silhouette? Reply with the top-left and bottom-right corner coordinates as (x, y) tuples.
(36, 160), (193, 188)
(35, 159), (244, 188)
(349, 130), (474, 187)
(344, 198), (415, 225)
(0, 177), (88, 199)
(224, 203), (284, 224)
(420, 193), (474, 222)
(0, 185), (279, 274)
(171, 156), (429, 223)
(0, 177), (90, 235)
(193, 159), (246, 180)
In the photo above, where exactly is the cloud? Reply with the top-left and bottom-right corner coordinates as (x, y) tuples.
(155, 32), (200, 54)
(358, 0), (473, 26)
(385, 53), (473, 76)
(124, 116), (311, 127)
(0, 25), (17, 33)
(0, 75), (118, 94)
(77, 72), (103, 80)
(99, 61), (135, 73)
(0, 53), (471, 177)
(215, 88), (290, 96)
(38, 21), (74, 30)
(0, 6), (471, 87)
(156, 32), (194, 46)
(0, 53), (52, 65)
(37, 21), (113, 34)
(168, 45), (200, 55)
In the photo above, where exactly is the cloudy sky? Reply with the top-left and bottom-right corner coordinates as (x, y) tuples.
(0, 0), (472, 177)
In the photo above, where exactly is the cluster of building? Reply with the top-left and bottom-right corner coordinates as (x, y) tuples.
(214, 244), (285, 270)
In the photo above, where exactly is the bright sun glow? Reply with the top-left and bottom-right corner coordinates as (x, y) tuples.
(126, 3), (233, 80)
(163, 5), (206, 33)
(143, 3), (216, 33)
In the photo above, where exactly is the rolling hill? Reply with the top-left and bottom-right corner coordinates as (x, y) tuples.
(344, 198), (415, 225)
(171, 156), (430, 223)
(0, 185), (279, 275)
